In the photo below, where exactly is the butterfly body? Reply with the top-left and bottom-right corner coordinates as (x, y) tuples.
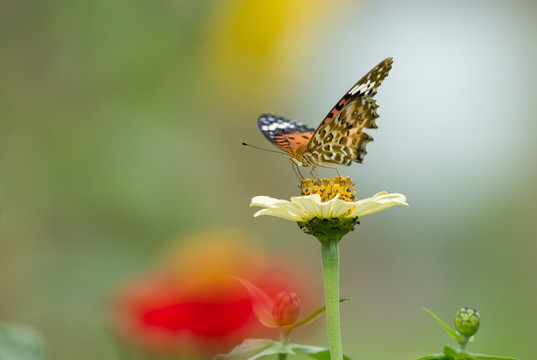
(258, 57), (393, 171)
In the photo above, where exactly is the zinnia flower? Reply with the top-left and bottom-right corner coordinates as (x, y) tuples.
(251, 191), (407, 222)
(251, 177), (407, 222)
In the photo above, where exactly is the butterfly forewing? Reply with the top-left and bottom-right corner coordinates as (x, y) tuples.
(257, 114), (315, 156)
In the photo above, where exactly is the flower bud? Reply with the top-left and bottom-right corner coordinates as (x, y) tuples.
(272, 291), (301, 326)
(454, 307), (480, 337)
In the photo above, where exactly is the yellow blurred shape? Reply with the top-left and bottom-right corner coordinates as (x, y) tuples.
(160, 228), (268, 293)
(200, 0), (339, 105)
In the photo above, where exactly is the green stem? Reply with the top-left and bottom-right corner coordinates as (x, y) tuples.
(321, 239), (343, 360)
(278, 329), (290, 360)
(280, 328), (290, 346)
(459, 336), (470, 352)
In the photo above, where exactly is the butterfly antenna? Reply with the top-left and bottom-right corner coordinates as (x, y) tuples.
(242, 143), (288, 156)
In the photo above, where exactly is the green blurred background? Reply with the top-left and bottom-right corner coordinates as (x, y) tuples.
(1, 0), (536, 359)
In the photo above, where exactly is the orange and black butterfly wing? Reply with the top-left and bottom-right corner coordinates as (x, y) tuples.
(257, 114), (315, 157)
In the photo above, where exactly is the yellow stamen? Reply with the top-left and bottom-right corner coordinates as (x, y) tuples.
(300, 176), (356, 202)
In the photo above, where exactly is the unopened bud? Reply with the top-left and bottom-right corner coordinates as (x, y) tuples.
(272, 291), (301, 326)
(454, 307), (480, 337)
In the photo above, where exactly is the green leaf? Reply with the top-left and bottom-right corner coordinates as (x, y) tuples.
(444, 345), (459, 358)
(288, 344), (353, 360)
(213, 339), (278, 360)
(472, 354), (521, 360)
(458, 352), (476, 360)
(0, 323), (44, 360)
(414, 354), (450, 360)
(253, 343), (294, 358)
(423, 308), (463, 342)
(284, 298), (350, 331)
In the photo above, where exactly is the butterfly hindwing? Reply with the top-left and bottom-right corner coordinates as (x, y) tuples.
(307, 97), (379, 165)
(257, 114), (315, 156)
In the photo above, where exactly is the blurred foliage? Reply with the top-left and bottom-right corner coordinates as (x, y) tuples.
(1, 0), (536, 359)
(0, 323), (44, 360)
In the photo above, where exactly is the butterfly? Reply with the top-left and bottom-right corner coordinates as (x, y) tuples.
(257, 57), (393, 175)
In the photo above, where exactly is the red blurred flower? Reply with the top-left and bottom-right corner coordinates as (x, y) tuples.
(110, 229), (312, 358)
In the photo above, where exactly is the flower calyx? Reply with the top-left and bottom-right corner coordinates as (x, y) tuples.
(298, 217), (359, 243)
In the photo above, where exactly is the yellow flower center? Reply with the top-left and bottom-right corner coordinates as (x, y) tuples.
(300, 176), (356, 202)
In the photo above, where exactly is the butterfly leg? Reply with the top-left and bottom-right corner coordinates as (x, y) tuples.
(301, 155), (320, 180)
(289, 159), (304, 181)
(309, 167), (320, 179)
(307, 163), (321, 180)
(316, 163), (341, 177)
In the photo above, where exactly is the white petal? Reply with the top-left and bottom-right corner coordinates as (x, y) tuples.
(251, 196), (308, 216)
(253, 208), (304, 221)
(250, 196), (288, 208)
(348, 193), (408, 217)
(330, 199), (358, 218)
(320, 196), (339, 218)
(251, 195), (314, 221)
(273, 201), (311, 218)
(319, 199), (333, 218)
(290, 195), (322, 219)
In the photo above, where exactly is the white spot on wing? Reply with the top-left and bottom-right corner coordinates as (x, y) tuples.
(349, 81), (376, 96)
(262, 122), (295, 132)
